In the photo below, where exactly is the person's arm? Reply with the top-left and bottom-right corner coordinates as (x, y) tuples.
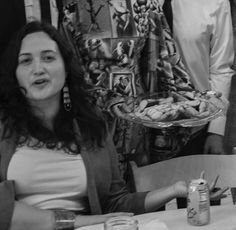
(207, 0), (234, 136)
(145, 173), (228, 212)
(0, 157), (133, 230)
(144, 181), (185, 212)
(0, 179), (54, 230)
(105, 135), (182, 212)
(101, 135), (148, 214)
(205, 0), (235, 154)
(100, 135), (180, 213)
(11, 202), (133, 230)
(103, 134), (229, 213)
(0, 180), (15, 230)
(10, 202), (55, 230)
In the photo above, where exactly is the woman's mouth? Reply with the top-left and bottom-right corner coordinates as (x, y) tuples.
(33, 79), (49, 87)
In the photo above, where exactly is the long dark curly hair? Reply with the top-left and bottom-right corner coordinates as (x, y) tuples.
(0, 21), (107, 153)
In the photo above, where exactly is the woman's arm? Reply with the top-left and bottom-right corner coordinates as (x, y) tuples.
(104, 134), (228, 213)
(0, 181), (54, 230)
(144, 181), (186, 212)
(74, 212), (133, 228)
(11, 202), (133, 230)
(102, 135), (186, 214)
(145, 173), (228, 212)
(0, 181), (15, 230)
(0, 179), (133, 229)
(10, 202), (55, 230)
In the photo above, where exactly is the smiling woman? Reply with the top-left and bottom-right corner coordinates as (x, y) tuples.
(16, 32), (66, 114)
(0, 21), (228, 230)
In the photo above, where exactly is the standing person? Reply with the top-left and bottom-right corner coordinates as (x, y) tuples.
(222, 0), (236, 204)
(224, 0), (236, 153)
(0, 0), (63, 63)
(160, 0), (234, 208)
(60, 0), (196, 175)
(162, 0), (235, 155)
(0, 21), (227, 230)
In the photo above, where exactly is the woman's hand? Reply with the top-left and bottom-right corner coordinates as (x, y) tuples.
(201, 172), (229, 201)
(75, 212), (134, 228)
(204, 134), (225, 154)
(173, 171), (228, 200)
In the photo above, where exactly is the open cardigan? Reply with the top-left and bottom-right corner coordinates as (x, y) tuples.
(0, 129), (147, 230)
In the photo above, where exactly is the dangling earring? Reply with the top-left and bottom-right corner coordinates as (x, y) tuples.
(63, 84), (72, 111)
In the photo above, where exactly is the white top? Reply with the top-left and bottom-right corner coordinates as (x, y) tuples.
(170, 0), (235, 135)
(7, 146), (88, 212)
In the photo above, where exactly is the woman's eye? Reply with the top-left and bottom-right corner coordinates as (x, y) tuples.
(43, 55), (56, 62)
(18, 58), (31, 65)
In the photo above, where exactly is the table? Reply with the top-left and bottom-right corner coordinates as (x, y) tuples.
(138, 204), (236, 230)
(77, 205), (236, 230)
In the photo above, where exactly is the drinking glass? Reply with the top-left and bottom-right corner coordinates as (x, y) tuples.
(104, 216), (138, 230)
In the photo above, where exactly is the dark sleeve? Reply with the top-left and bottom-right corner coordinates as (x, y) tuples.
(0, 180), (15, 230)
(0, 121), (16, 230)
(0, 0), (26, 62)
(102, 135), (148, 215)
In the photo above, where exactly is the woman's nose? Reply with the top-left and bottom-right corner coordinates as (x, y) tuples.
(33, 59), (45, 75)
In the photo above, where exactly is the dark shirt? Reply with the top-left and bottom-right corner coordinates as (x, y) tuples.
(0, 0), (26, 62)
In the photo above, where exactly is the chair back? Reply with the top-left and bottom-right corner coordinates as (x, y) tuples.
(129, 154), (236, 192)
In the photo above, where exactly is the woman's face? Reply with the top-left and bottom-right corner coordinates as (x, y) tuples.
(16, 31), (66, 104)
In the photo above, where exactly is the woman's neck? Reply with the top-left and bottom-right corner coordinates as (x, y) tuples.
(29, 98), (60, 131)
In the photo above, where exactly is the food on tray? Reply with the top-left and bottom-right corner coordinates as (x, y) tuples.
(119, 91), (224, 123)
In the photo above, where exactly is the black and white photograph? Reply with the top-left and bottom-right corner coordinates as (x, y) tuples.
(0, 0), (236, 229)
(110, 71), (136, 96)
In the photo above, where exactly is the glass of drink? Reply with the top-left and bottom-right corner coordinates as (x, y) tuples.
(104, 216), (138, 230)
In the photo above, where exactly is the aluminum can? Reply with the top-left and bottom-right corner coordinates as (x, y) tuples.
(187, 178), (210, 226)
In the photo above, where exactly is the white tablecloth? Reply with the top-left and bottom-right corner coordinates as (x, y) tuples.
(77, 205), (236, 230)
